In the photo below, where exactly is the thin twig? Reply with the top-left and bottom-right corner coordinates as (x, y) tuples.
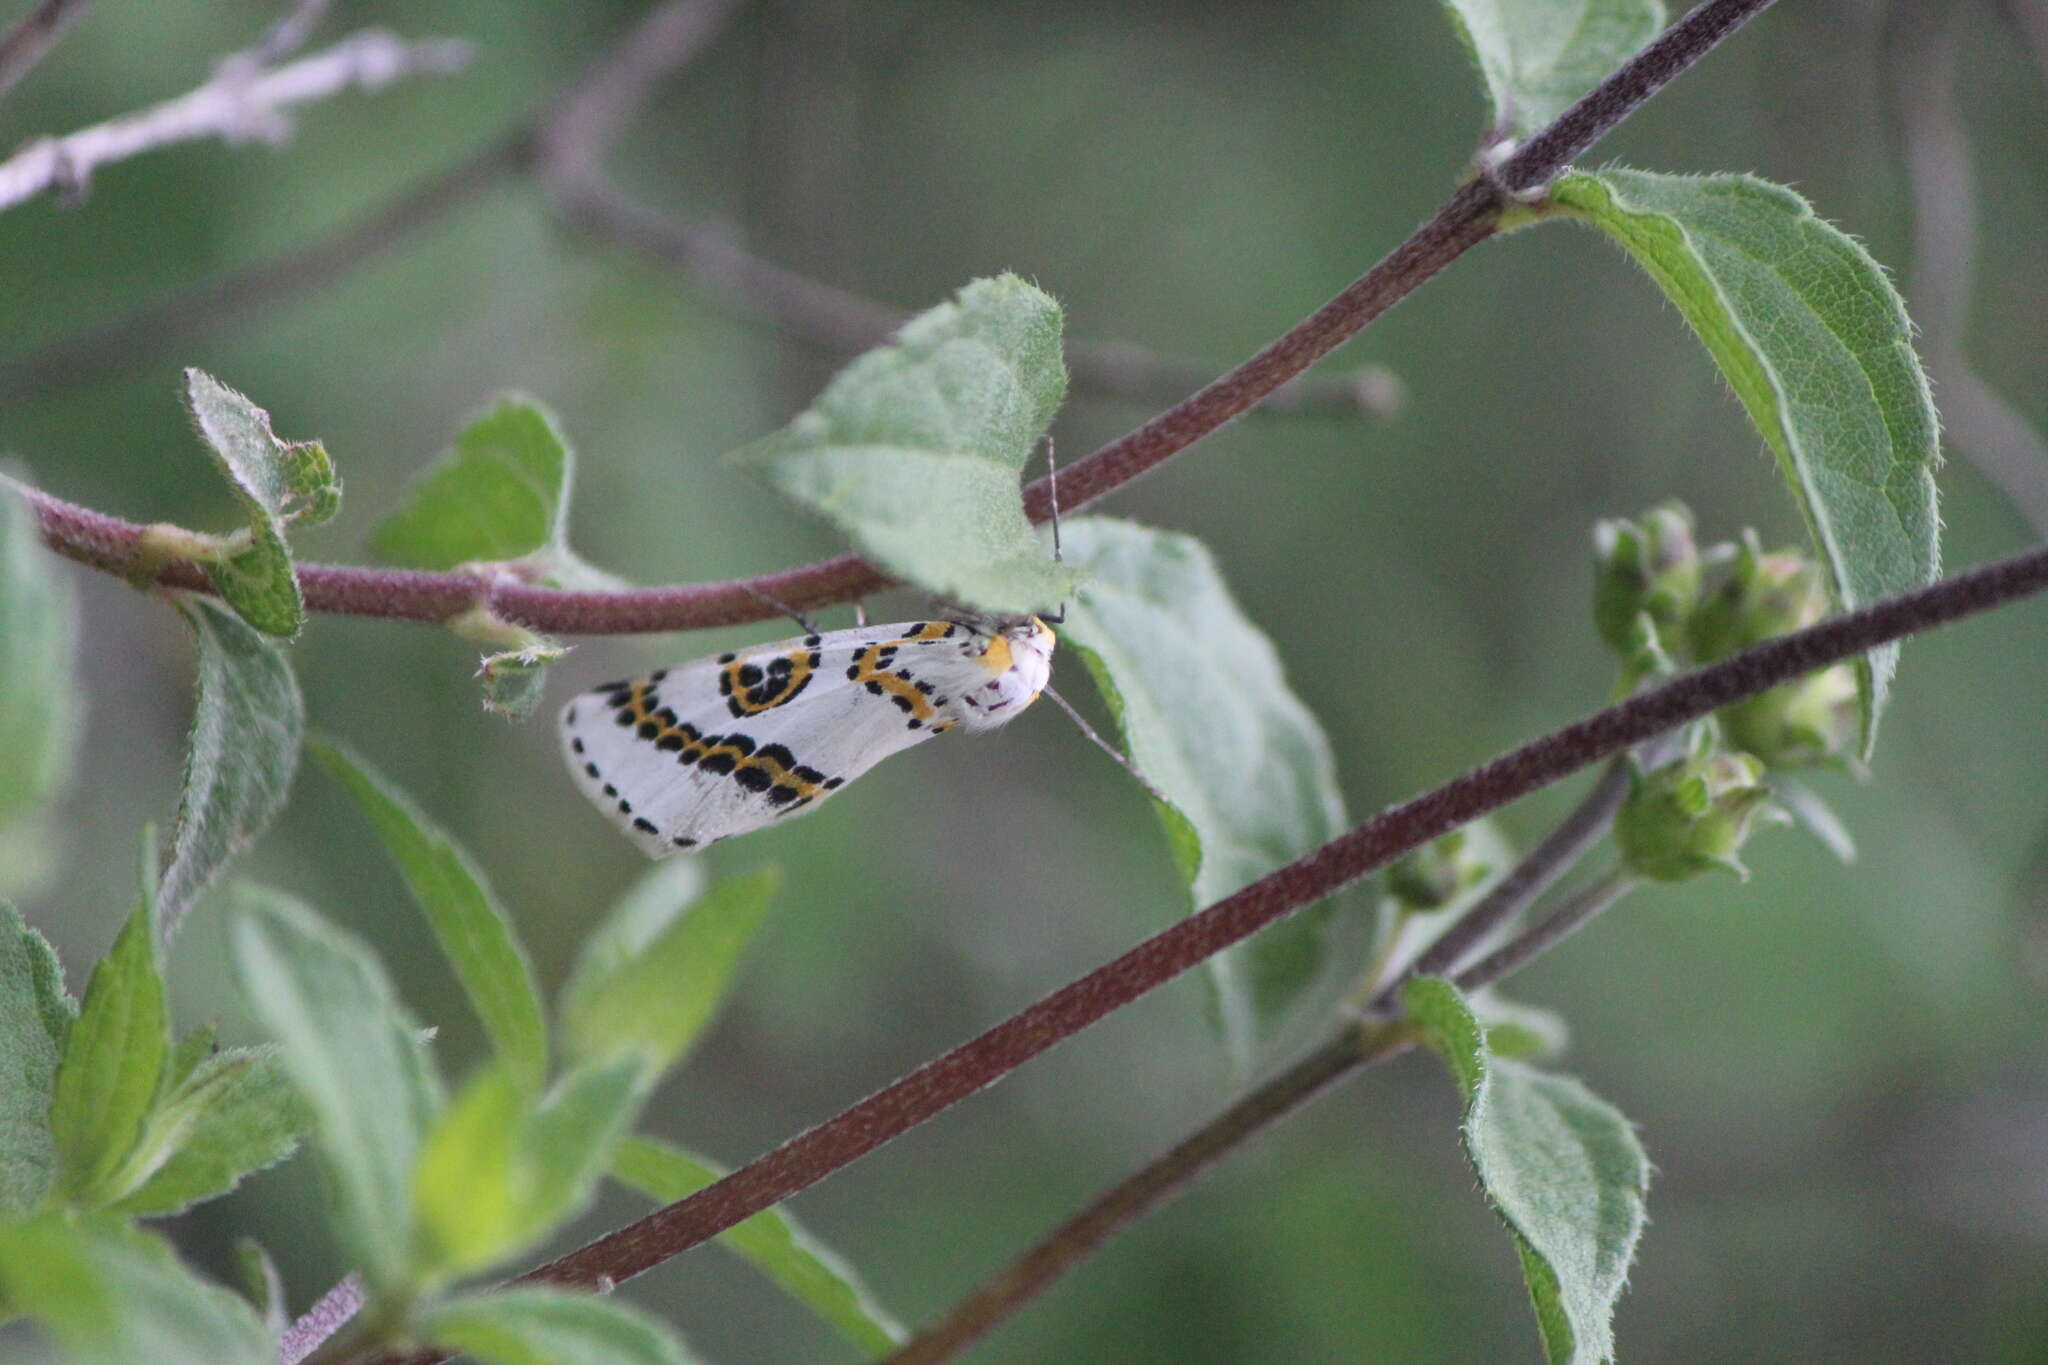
(0, 0), (89, 101)
(885, 760), (1637, 1363)
(395, 541), (2048, 1347)
(0, 133), (529, 406)
(0, 26), (472, 214)
(883, 1027), (1410, 1365)
(0, 2), (1394, 421)
(1885, 1), (2048, 535)
(1391, 757), (1634, 987)
(1452, 867), (1641, 992)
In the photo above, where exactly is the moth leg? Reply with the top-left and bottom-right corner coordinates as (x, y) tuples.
(742, 583), (820, 636)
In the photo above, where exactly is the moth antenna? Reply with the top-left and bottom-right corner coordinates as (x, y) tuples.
(1041, 434), (1069, 626)
(1042, 686), (1169, 806)
(1044, 434), (1062, 563)
(741, 583), (820, 636)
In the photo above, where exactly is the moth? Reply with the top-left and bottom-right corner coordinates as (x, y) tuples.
(560, 615), (1057, 856)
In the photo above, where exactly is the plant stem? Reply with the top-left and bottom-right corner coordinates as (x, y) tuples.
(28, 0), (1785, 637)
(885, 765), (1639, 1365)
(1452, 867), (1641, 992)
(882, 1025), (1413, 1365)
(1388, 757), (1633, 990)
(413, 542), (2048, 1340)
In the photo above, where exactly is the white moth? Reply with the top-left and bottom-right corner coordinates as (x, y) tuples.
(560, 615), (1056, 856)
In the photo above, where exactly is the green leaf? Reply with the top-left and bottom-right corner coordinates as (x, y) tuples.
(733, 273), (1079, 614)
(0, 1215), (274, 1365)
(413, 1057), (640, 1282)
(157, 598), (304, 939)
(559, 866), (777, 1077)
(234, 1239), (288, 1340)
(478, 638), (569, 721)
(1545, 171), (1942, 755)
(1438, 0), (1665, 139)
(416, 1286), (698, 1365)
(228, 885), (443, 1295)
(48, 903), (167, 1203)
(371, 396), (614, 588)
(1055, 517), (1353, 1067)
(1770, 776), (1856, 864)
(0, 478), (79, 894)
(1404, 976), (1649, 1365)
(162, 1024), (216, 1094)
(311, 738), (547, 1091)
(1471, 990), (1572, 1062)
(0, 902), (70, 1214)
(111, 1047), (311, 1217)
(182, 368), (339, 637)
(610, 1135), (902, 1355)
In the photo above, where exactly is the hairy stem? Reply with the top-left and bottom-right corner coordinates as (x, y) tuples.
(886, 762), (1636, 1364)
(354, 539), (2048, 1365)
(882, 1026), (1411, 1365)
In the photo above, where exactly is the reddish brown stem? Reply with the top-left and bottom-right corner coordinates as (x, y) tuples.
(405, 540), (2048, 1354)
(881, 1026), (1412, 1365)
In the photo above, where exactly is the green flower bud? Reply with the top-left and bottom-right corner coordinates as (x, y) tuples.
(1592, 501), (1701, 654)
(1719, 663), (1859, 769)
(1616, 751), (1776, 882)
(1691, 533), (1856, 767)
(1690, 531), (1831, 662)
(1386, 831), (1490, 913)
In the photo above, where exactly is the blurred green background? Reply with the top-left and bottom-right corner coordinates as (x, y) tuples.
(4, 1), (2046, 1360)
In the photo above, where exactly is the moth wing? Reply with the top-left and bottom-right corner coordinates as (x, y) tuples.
(560, 622), (961, 856)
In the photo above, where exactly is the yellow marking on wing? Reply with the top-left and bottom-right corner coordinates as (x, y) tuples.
(978, 633), (1013, 674)
(614, 681), (830, 801)
(851, 642), (936, 721)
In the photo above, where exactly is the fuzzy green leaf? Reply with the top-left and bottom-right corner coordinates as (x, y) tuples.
(111, 1047), (310, 1217)
(1056, 517), (1353, 1067)
(1547, 171), (1942, 755)
(1438, 0), (1665, 138)
(311, 738), (547, 1091)
(611, 1135), (902, 1354)
(48, 903), (167, 1203)
(0, 902), (69, 1214)
(182, 368), (338, 637)
(1472, 990), (1572, 1063)
(371, 396), (614, 590)
(413, 1057), (640, 1282)
(733, 273), (1078, 614)
(478, 638), (569, 720)
(157, 598), (304, 938)
(228, 885), (443, 1295)
(0, 1215), (273, 1365)
(1405, 976), (1649, 1365)
(0, 479), (79, 893)
(559, 866), (777, 1077)
(416, 1286), (698, 1365)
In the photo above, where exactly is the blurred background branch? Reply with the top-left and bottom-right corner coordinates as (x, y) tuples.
(0, 25), (472, 214)
(1885, 0), (2048, 535)
(0, 0), (89, 101)
(0, 0), (1400, 418)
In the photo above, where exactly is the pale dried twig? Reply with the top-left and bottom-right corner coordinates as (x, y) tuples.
(0, 26), (472, 214)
